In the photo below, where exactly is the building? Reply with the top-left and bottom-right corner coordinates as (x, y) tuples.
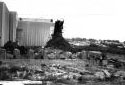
(17, 18), (54, 47)
(0, 2), (55, 47)
(9, 11), (18, 42)
(0, 2), (9, 46)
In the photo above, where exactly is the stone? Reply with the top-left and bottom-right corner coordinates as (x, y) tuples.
(6, 53), (13, 59)
(107, 65), (114, 69)
(0, 49), (7, 59)
(27, 49), (35, 59)
(39, 48), (45, 59)
(63, 51), (72, 59)
(114, 71), (125, 77)
(13, 49), (21, 59)
(0, 61), (2, 66)
(34, 52), (45, 59)
(102, 60), (108, 66)
(76, 52), (81, 59)
(79, 51), (88, 59)
(94, 71), (105, 80)
(47, 53), (56, 59)
(59, 53), (66, 59)
(102, 69), (111, 78)
(71, 53), (77, 59)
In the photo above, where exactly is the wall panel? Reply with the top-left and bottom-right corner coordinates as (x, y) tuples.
(17, 20), (54, 46)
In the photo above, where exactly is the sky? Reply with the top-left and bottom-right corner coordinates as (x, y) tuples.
(1, 0), (125, 41)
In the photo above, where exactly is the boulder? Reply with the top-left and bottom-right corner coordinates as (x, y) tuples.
(59, 53), (66, 59)
(102, 69), (111, 78)
(28, 73), (45, 81)
(114, 71), (125, 77)
(34, 52), (45, 59)
(6, 53), (13, 59)
(78, 51), (88, 59)
(94, 71), (105, 80)
(63, 51), (72, 59)
(102, 60), (108, 66)
(47, 53), (56, 59)
(0, 61), (2, 66)
(13, 49), (21, 59)
(71, 53), (77, 59)
(0, 49), (6, 59)
(27, 49), (35, 59)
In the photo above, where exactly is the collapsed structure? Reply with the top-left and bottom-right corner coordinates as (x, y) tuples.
(46, 20), (73, 51)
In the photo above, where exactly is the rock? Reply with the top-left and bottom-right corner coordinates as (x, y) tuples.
(34, 52), (45, 59)
(47, 53), (56, 59)
(59, 53), (66, 59)
(41, 64), (46, 67)
(38, 48), (46, 59)
(78, 76), (86, 83)
(80, 50), (88, 59)
(34, 53), (41, 59)
(114, 71), (125, 77)
(69, 72), (81, 80)
(78, 74), (95, 83)
(0, 61), (2, 66)
(108, 58), (122, 69)
(71, 53), (77, 59)
(0, 49), (7, 59)
(13, 49), (21, 59)
(6, 53), (14, 59)
(63, 51), (72, 59)
(76, 52), (81, 59)
(94, 71), (105, 80)
(30, 74), (44, 80)
(27, 49), (35, 59)
(102, 60), (108, 66)
(102, 69), (111, 78)
(107, 65), (114, 69)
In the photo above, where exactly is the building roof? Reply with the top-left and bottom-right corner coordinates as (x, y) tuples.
(19, 18), (53, 23)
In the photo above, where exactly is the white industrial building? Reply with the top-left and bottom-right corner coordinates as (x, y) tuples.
(0, 2), (55, 47)
(17, 18), (54, 47)
(9, 11), (18, 42)
(0, 2), (9, 46)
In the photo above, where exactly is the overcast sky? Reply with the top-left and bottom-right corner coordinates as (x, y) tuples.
(1, 0), (125, 41)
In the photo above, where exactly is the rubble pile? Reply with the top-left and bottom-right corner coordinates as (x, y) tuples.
(0, 60), (125, 85)
(46, 20), (74, 52)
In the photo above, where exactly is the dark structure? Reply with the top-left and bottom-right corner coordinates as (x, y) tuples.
(46, 20), (72, 51)
(52, 20), (64, 37)
(4, 41), (27, 54)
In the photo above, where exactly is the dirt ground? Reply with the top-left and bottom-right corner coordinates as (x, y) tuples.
(1, 59), (86, 70)
(1, 59), (125, 85)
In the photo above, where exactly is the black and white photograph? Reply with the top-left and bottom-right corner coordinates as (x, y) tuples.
(0, 0), (125, 85)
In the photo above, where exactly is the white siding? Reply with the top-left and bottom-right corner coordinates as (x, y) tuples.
(0, 2), (9, 46)
(17, 20), (54, 46)
(0, 2), (3, 46)
(9, 11), (18, 42)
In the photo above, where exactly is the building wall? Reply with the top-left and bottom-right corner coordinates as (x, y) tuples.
(0, 2), (3, 45)
(17, 19), (54, 46)
(9, 11), (18, 42)
(0, 2), (9, 46)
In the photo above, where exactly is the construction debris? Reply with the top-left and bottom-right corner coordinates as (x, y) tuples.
(46, 20), (73, 52)
(0, 59), (125, 85)
(1, 19), (125, 84)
